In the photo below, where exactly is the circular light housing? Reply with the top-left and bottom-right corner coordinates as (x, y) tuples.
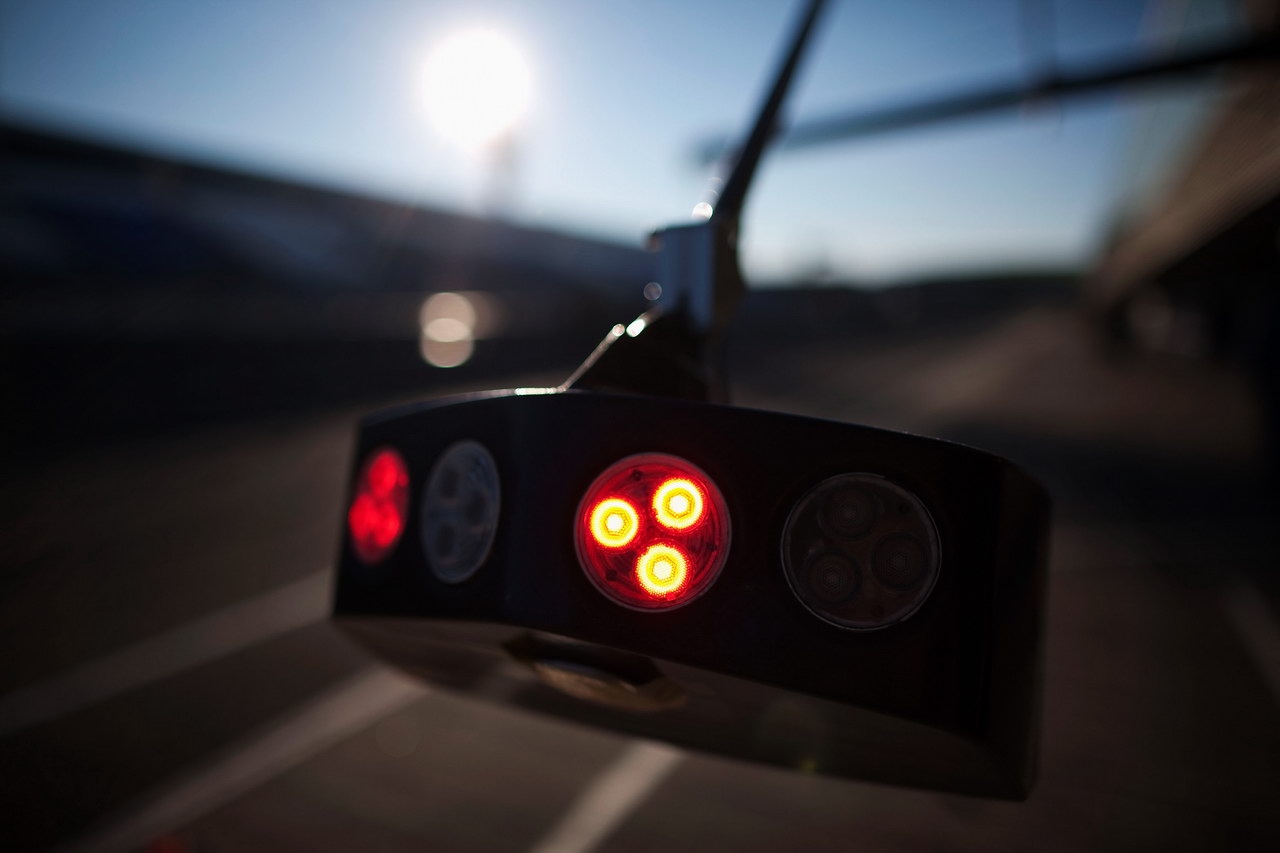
(782, 473), (939, 630)
(421, 440), (501, 583)
(575, 453), (730, 610)
(348, 447), (410, 565)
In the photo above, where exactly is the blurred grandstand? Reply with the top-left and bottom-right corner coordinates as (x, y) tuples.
(1, 119), (1079, 452)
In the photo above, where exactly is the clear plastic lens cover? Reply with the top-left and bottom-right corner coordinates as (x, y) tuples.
(421, 440), (501, 583)
(782, 473), (939, 630)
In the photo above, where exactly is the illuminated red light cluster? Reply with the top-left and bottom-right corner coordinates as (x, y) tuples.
(348, 447), (409, 564)
(575, 453), (730, 610)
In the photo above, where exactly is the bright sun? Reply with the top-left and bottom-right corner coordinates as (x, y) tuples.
(422, 28), (532, 149)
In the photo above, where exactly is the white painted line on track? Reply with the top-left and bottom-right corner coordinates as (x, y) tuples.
(1220, 577), (1280, 707)
(0, 571), (330, 737)
(529, 740), (684, 853)
(62, 667), (426, 853)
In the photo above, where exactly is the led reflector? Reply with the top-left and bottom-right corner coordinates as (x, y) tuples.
(781, 473), (939, 630)
(652, 478), (705, 530)
(589, 498), (640, 548)
(636, 544), (690, 596)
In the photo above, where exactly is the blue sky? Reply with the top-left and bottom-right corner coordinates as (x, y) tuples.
(0, 0), (1240, 282)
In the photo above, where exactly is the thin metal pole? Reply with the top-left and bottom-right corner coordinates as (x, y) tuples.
(710, 0), (828, 224)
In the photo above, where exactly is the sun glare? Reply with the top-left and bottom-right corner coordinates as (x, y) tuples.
(422, 28), (532, 149)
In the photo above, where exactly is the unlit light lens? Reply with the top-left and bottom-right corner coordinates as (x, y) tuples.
(781, 473), (939, 630)
(420, 439), (501, 584)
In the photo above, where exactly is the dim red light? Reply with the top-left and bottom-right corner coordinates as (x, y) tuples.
(575, 453), (729, 610)
(348, 447), (409, 564)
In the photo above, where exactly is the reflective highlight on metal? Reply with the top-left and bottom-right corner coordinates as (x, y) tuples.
(421, 440), (501, 583)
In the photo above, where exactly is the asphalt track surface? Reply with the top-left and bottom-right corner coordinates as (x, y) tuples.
(2, 307), (1278, 851)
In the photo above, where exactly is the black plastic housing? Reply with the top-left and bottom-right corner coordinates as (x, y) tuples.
(332, 389), (1049, 799)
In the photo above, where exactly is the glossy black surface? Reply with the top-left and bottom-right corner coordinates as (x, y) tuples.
(333, 389), (1050, 798)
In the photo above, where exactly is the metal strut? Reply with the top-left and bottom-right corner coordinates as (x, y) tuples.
(694, 30), (1280, 162)
(564, 0), (828, 402)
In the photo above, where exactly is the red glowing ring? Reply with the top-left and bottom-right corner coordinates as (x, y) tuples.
(347, 446), (410, 565)
(574, 453), (730, 611)
(589, 498), (641, 548)
(652, 478), (705, 530)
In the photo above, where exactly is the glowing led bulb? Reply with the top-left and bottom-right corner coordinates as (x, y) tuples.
(636, 544), (689, 596)
(653, 478), (704, 530)
(589, 498), (639, 548)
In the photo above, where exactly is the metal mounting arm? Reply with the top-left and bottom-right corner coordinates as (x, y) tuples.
(694, 30), (1280, 162)
(565, 0), (828, 402)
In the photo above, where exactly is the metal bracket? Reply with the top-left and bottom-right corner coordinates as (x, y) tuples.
(562, 220), (743, 402)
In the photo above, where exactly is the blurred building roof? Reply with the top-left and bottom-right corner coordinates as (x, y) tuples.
(1, 120), (653, 342)
(1090, 1), (1280, 305)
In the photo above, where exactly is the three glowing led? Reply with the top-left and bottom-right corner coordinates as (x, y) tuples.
(575, 455), (729, 610)
(586, 476), (708, 596)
